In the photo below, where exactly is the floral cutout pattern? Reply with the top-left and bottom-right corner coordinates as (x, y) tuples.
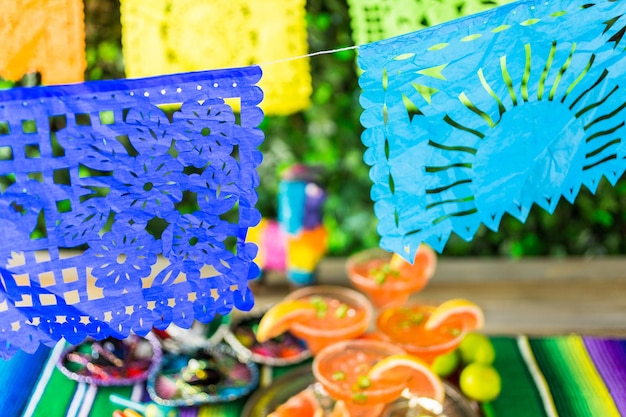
(0, 66), (263, 358)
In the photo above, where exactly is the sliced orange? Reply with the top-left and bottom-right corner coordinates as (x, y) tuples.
(256, 300), (317, 343)
(268, 387), (323, 417)
(424, 298), (484, 332)
(389, 244), (437, 281)
(367, 353), (445, 404)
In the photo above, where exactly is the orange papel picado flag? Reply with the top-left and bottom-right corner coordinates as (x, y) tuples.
(0, 0), (86, 85)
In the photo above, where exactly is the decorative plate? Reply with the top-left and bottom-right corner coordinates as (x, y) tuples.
(224, 310), (311, 367)
(241, 364), (479, 417)
(57, 333), (162, 386)
(146, 342), (259, 407)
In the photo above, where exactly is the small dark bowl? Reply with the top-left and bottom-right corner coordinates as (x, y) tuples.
(57, 333), (162, 386)
(224, 310), (311, 367)
(146, 342), (259, 407)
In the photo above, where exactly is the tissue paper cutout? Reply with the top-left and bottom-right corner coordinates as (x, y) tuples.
(347, 0), (514, 45)
(120, 0), (311, 115)
(0, 0), (85, 84)
(358, 0), (626, 261)
(0, 66), (264, 358)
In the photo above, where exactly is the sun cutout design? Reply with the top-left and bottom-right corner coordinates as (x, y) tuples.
(358, 0), (626, 261)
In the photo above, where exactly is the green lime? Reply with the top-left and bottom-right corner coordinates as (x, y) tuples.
(459, 363), (501, 402)
(431, 349), (460, 377)
(458, 332), (495, 365)
(473, 341), (496, 364)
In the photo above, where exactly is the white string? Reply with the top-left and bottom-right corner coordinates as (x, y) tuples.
(258, 44), (361, 66)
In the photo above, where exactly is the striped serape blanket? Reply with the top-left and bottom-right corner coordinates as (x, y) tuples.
(0, 335), (624, 417)
(484, 335), (625, 417)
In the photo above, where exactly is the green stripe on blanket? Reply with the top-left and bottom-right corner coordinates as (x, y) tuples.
(482, 336), (548, 417)
(31, 363), (133, 417)
(91, 385), (135, 417)
(32, 363), (78, 417)
(529, 335), (621, 417)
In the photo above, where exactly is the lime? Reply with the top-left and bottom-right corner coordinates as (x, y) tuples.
(431, 349), (460, 377)
(473, 341), (496, 364)
(458, 332), (495, 365)
(459, 363), (501, 402)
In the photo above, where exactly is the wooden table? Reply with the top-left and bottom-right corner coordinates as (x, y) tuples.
(250, 256), (626, 337)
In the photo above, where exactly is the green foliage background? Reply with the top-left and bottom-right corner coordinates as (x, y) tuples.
(23, 0), (626, 258)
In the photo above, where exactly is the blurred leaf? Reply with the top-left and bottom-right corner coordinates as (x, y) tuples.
(334, 48), (357, 61)
(98, 41), (121, 63)
(0, 79), (15, 89)
(312, 82), (333, 104)
(592, 209), (613, 227)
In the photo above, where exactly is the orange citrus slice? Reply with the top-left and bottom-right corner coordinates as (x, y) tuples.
(389, 244), (437, 281)
(256, 300), (317, 343)
(268, 387), (323, 417)
(424, 298), (484, 332)
(367, 354), (445, 404)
